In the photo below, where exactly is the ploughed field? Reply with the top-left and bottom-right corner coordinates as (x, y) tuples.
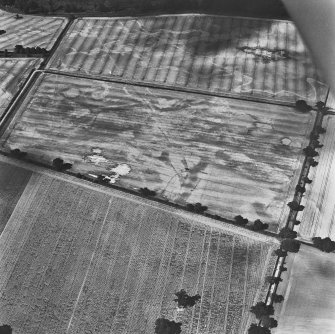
(0, 159), (278, 334)
(0, 58), (40, 116)
(297, 115), (335, 241)
(0, 73), (316, 230)
(47, 15), (327, 104)
(0, 10), (68, 51)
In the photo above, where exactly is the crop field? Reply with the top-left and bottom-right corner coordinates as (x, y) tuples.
(47, 15), (328, 104)
(0, 58), (40, 116)
(0, 73), (316, 230)
(0, 161), (278, 334)
(0, 10), (68, 51)
(274, 245), (335, 334)
(297, 116), (335, 241)
(0, 161), (32, 235)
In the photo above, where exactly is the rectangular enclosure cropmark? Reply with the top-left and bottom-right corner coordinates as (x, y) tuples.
(48, 15), (327, 104)
(0, 73), (316, 231)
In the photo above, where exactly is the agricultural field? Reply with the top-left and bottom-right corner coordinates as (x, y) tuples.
(47, 15), (328, 104)
(0, 73), (317, 230)
(0, 161), (32, 234)
(0, 58), (40, 116)
(274, 245), (335, 334)
(0, 9), (68, 51)
(296, 115), (335, 241)
(0, 158), (278, 334)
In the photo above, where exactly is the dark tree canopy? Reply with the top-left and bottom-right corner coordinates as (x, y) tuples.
(295, 100), (312, 113)
(281, 239), (301, 253)
(52, 158), (72, 171)
(312, 237), (335, 253)
(155, 318), (182, 334)
(272, 294), (284, 303)
(261, 316), (278, 328)
(174, 289), (201, 308)
(265, 276), (283, 285)
(278, 227), (297, 239)
(0, 324), (12, 334)
(140, 187), (157, 197)
(251, 219), (268, 231)
(248, 323), (271, 334)
(250, 302), (274, 319)
(10, 148), (27, 159)
(273, 248), (288, 257)
(234, 215), (249, 225)
(287, 201), (305, 211)
(186, 202), (208, 213)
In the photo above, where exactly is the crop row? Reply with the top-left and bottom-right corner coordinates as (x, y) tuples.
(48, 15), (327, 103)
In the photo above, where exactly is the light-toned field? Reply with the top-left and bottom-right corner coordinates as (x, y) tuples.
(0, 58), (40, 116)
(0, 161), (31, 234)
(48, 15), (327, 104)
(297, 115), (335, 241)
(274, 244), (335, 334)
(0, 10), (67, 51)
(0, 73), (317, 230)
(0, 157), (278, 334)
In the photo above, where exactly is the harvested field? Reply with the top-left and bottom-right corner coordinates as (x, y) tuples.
(0, 161), (32, 234)
(0, 10), (68, 51)
(48, 15), (327, 104)
(274, 245), (335, 334)
(296, 115), (335, 241)
(0, 73), (316, 230)
(0, 159), (278, 334)
(0, 58), (40, 116)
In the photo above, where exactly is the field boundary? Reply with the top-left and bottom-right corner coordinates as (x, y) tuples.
(44, 69), (296, 107)
(0, 154), (280, 244)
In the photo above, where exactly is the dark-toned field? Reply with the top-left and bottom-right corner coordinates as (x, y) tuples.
(48, 15), (327, 104)
(0, 58), (40, 116)
(1, 73), (316, 230)
(0, 10), (68, 51)
(0, 161), (32, 234)
(0, 157), (278, 334)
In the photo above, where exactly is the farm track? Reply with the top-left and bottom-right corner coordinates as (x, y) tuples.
(0, 157), (278, 334)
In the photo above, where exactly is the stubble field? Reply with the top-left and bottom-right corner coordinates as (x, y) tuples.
(0, 10), (68, 51)
(0, 58), (40, 116)
(0, 73), (316, 230)
(0, 159), (278, 334)
(48, 15), (327, 104)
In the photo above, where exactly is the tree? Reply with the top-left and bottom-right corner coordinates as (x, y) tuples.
(272, 294), (284, 303)
(281, 239), (301, 253)
(265, 276), (282, 285)
(140, 187), (156, 197)
(295, 184), (306, 194)
(234, 215), (248, 225)
(309, 159), (319, 167)
(303, 176), (312, 184)
(303, 146), (318, 157)
(261, 316), (278, 328)
(155, 318), (182, 334)
(315, 126), (326, 134)
(186, 203), (208, 213)
(248, 323), (271, 334)
(293, 220), (301, 225)
(251, 219), (268, 231)
(287, 201), (304, 211)
(10, 148), (27, 159)
(174, 289), (201, 308)
(250, 302), (274, 319)
(312, 237), (335, 253)
(0, 325), (12, 334)
(278, 227), (297, 239)
(52, 158), (72, 171)
(273, 249), (287, 257)
(295, 100), (312, 113)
